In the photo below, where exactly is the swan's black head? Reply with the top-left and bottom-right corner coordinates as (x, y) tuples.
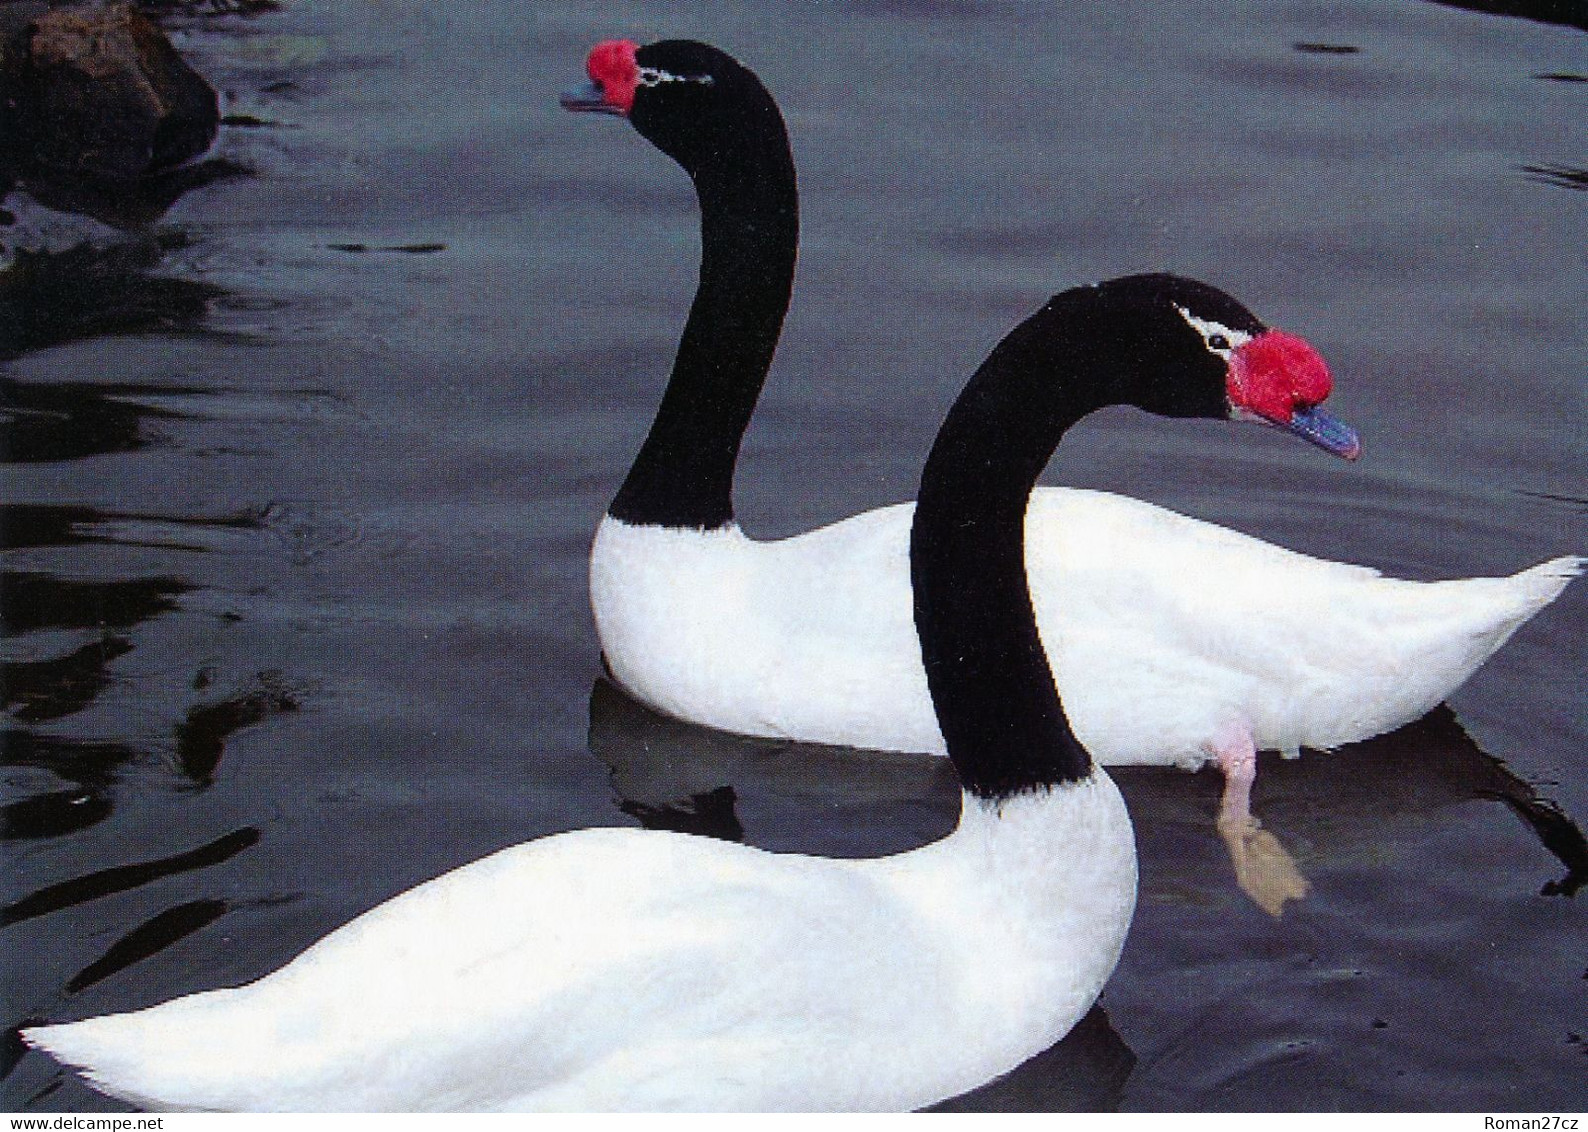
(1031, 274), (1360, 458)
(561, 40), (789, 182)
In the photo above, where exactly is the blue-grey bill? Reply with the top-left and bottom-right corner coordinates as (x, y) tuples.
(561, 80), (622, 114)
(1285, 405), (1361, 460)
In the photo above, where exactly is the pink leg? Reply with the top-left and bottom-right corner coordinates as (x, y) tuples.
(1210, 720), (1258, 831)
(1207, 721), (1310, 918)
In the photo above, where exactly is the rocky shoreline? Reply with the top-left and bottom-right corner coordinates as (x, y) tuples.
(1, 0), (265, 236)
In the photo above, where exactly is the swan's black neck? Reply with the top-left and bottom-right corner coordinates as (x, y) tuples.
(608, 93), (798, 531)
(912, 285), (1190, 800)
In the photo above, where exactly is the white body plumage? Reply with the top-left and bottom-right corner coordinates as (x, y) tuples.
(24, 781), (1135, 1112)
(593, 494), (1582, 766)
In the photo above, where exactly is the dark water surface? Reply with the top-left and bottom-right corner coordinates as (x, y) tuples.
(2, 0), (1584, 1112)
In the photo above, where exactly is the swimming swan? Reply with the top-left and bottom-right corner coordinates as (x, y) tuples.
(564, 41), (1582, 910)
(16, 271), (1339, 1111)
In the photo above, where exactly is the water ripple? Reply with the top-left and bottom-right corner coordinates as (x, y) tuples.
(1522, 163), (1588, 192)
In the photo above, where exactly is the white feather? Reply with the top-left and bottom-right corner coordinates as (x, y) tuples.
(23, 781), (1136, 1112)
(593, 492), (1582, 766)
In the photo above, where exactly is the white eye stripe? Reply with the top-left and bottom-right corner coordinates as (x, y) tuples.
(638, 66), (715, 89)
(1173, 305), (1252, 358)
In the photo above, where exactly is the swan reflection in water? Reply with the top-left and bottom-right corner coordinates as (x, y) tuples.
(587, 678), (1588, 917)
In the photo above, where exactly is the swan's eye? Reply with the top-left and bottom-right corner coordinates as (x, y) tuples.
(637, 66), (716, 90)
(1173, 305), (1251, 357)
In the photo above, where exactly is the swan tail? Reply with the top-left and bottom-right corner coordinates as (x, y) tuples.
(24, 1017), (167, 1108)
(1311, 554), (1584, 747)
(1508, 555), (1585, 607)
(1449, 555), (1582, 659)
(1399, 554), (1582, 700)
(23, 1002), (246, 1111)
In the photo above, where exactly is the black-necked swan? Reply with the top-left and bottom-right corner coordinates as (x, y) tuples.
(563, 39), (1583, 898)
(22, 272), (1325, 1112)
